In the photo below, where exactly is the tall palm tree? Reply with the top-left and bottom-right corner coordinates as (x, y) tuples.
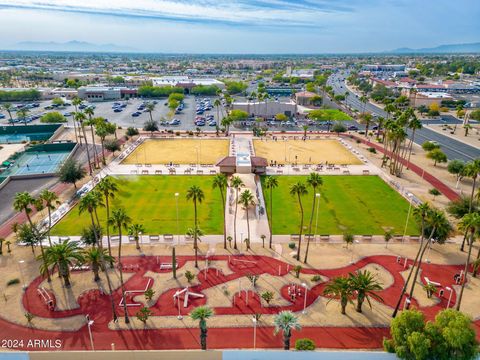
(83, 247), (114, 282)
(359, 112), (373, 137)
(405, 116), (422, 169)
(190, 306), (214, 350)
(273, 311), (301, 350)
(290, 182), (308, 261)
(360, 95), (368, 114)
(84, 108), (99, 168)
(230, 176), (244, 250)
(17, 108), (29, 126)
(108, 208), (132, 324)
(212, 174), (228, 249)
(264, 176), (278, 249)
(128, 223), (145, 250)
(97, 177), (118, 263)
(2, 103), (13, 125)
(145, 102), (155, 123)
(213, 98), (222, 126)
(238, 189), (255, 251)
(456, 213), (480, 311)
(38, 189), (60, 247)
(71, 97), (82, 143)
(323, 276), (354, 315)
(13, 192), (35, 226)
(78, 191), (104, 248)
(95, 120), (108, 165)
(304, 173), (322, 263)
(407, 208), (450, 309)
(40, 240), (84, 287)
(75, 111), (92, 175)
(349, 270), (384, 313)
(186, 185), (205, 268)
(464, 160), (480, 214)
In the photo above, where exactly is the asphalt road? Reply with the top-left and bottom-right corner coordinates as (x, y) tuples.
(328, 71), (480, 162)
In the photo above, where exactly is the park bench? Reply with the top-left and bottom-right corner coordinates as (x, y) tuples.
(393, 235), (404, 242)
(111, 235), (120, 243)
(197, 170), (204, 174)
(163, 234), (174, 243)
(160, 263), (178, 270)
(362, 235), (373, 242)
(149, 235), (160, 243)
(128, 235), (136, 243)
(290, 234), (300, 242)
(320, 235), (330, 242)
(343, 170), (350, 174)
(362, 170), (370, 175)
(155, 170), (162, 174)
(141, 170), (149, 174)
(130, 170), (138, 174)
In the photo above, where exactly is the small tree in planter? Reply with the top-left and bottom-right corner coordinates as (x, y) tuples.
(144, 288), (155, 302)
(185, 270), (195, 284)
(227, 236), (233, 248)
(293, 265), (302, 278)
(423, 283), (437, 299)
(343, 232), (354, 249)
(429, 188), (441, 200)
(384, 230), (393, 248)
(25, 312), (34, 326)
(261, 234), (266, 248)
(136, 307), (152, 325)
(261, 291), (274, 305)
(247, 274), (259, 287)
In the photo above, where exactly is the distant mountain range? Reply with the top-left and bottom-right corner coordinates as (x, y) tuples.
(389, 42), (480, 54)
(11, 40), (137, 53)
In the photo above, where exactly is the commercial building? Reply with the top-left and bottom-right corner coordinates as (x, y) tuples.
(232, 100), (297, 118)
(77, 86), (137, 101)
(295, 91), (318, 106)
(410, 92), (453, 107)
(151, 76), (225, 93)
(362, 64), (406, 72)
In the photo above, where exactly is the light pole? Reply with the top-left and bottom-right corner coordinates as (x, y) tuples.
(252, 316), (257, 350)
(314, 193), (320, 241)
(86, 315), (95, 351)
(175, 192), (180, 244)
(18, 260), (26, 290)
(177, 294), (183, 320)
(402, 193), (413, 242)
(302, 283), (308, 314)
(446, 286), (453, 308)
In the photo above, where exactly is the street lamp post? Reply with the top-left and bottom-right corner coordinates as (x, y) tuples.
(402, 193), (414, 242)
(86, 315), (95, 351)
(446, 287), (453, 308)
(314, 193), (320, 241)
(175, 192), (180, 244)
(302, 283), (308, 314)
(177, 295), (183, 320)
(18, 260), (26, 290)
(252, 317), (257, 349)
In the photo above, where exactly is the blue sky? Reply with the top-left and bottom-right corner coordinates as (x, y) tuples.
(0, 0), (478, 53)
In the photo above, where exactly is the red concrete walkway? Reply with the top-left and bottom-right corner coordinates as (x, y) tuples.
(1, 254), (475, 351)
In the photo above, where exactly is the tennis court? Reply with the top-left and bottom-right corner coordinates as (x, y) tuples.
(1, 151), (69, 176)
(0, 132), (54, 144)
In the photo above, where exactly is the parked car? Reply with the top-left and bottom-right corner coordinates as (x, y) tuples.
(347, 125), (359, 131)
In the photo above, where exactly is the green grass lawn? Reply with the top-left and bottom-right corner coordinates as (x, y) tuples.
(51, 176), (224, 236)
(307, 109), (352, 121)
(261, 175), (419, 235)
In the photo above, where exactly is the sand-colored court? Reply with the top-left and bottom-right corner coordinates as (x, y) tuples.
(253, 139), (362, 165)
(122, 138), (229, 165)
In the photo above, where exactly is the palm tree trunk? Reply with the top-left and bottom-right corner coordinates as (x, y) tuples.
(105, 196), (113, 267)
(246, 204), (250, 250)
(233, 189), (238, 250)
(356, 294), (364, 313)
(72, 108), (79, 143)
(39, 241), (51, 282)
(296, 194), (304, 261)
(101, 138), (106, 165)
(194, 200), (198, 268)
(304, 188), (316, 263)
(81, 125), (93, 175)
(269, 188), (273, 249)
(220, 188), (226, 249)
(90, 125), (99, 168)
(283, 332), (291, 350)
(456, 230), (475, 310)
(469, 177), (477, 213)
(341, 299), (347, 315)
(47, 207), (53, 247)
(118, 227), (130, 324)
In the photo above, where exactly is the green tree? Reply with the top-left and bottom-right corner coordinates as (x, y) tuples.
(261, 291), (274, 304)
(323, 276), (354, 315)
(190, 306), (214, 350)
(2, 103), (13, 124)
(108, 208), (132, 324)
(212, 174), (228, 249)
(304, 173), (322, 263)
(136, 307), (152, 325)
(128, 223), (145, 250)
(264, 176), (278, 249)
(58, 159), (86, 189)
(40, 240), (84, 287)
(38, 189), (60, 247)
(230, 176), (244, 250)
(427, 149), (447, 166)
(349, 270), (384, 313)
(83, 247), (114, 282)
(238, 190), (255, 250)
(143, 119), (159, 135)
(295, 338), (316, 351)
(78, 191), (104, 248)
(40, 112), (67, 123)
(290, 182), (308, 261)
(186, 185), (205, 267)
(273, 310), (301, 350)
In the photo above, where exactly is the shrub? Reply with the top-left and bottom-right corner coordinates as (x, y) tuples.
(293, 265), (302, 278)
(261, 291), (274, 304)
(144, 288), (155, 301)
(126, 127), (139, 136)
(288, 242), (296, 249)
(185, 270), (195, 283)
(40, 111), (67, 123)
(295, 338), (316, 350)
(368, 147), (377, 153)
(311, 275), (322, 282)
(7, 278), (20, 286)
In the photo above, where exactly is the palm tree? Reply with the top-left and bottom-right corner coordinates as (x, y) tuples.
(273, 311), (301, 350)
(13, 192), (35, 226)
(349, 270), (384, 313)
(128, 223), (145, 250)
(456, 212), (480, 311)
(238, 190), (255, 250)
(71, 97), (82, 143)
(78, 191), (104, 248)
(75, 111), (92, 175)
(405, 116), (422, 169)
(360, 95), (368, 114)
(304, 173), (322, 263)
(17, 108), (29, 126)
(95, 121), (108, 165)
(463, 160), (480, 214)
(97, 177), (118, 263)
(230, 176), (244, 250)
(40, 240), (84, 287)
(359, 112), (373, 137)
(186, 185), (205, 268)
(264, 176), (278, 249)
(2, 103), (13, 125)
(212, 174), (228, 249)
(84, 108), (99, 168)
(83, 247), (114, 282)
(323, 276), (354, 315)
(214, 98), (222, 126)
(108, 208), (132, 324)
(38, 189), (60, 247)
(290, 182), (308, 261)
(190, 306), (214, 350)
(145, 102), (155, 123)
